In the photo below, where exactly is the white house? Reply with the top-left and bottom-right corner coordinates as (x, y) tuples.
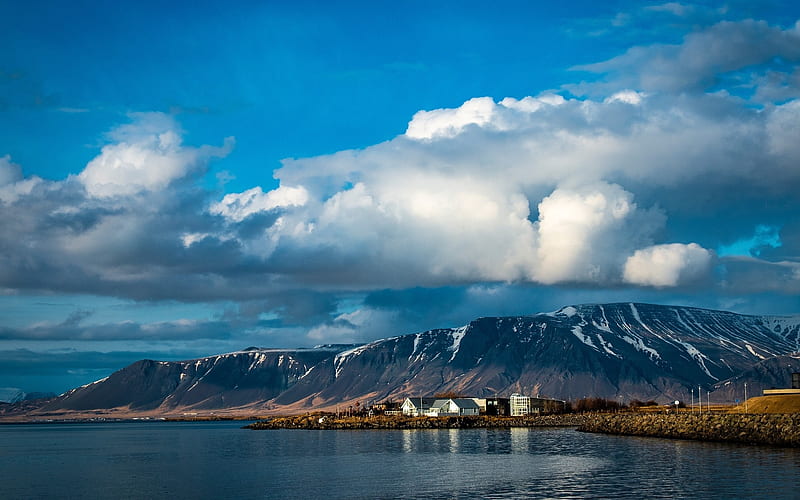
(401, 397), (438, 416)
(402, 397), (481, 417)
(427, 398), (481, 417)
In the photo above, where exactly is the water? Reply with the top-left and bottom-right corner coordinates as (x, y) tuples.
(1, 421), (798, 499)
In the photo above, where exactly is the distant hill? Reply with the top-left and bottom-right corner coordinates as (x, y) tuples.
(22, 303), (800, 416)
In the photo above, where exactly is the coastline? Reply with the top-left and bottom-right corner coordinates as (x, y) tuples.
(245, 411), (800, 448)
(244, 413), (587, 430)
(578, 413), (800, 447)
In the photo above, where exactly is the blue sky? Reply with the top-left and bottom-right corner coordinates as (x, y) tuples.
(2, 1), (800, 397)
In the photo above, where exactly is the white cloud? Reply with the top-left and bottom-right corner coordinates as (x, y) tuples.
(0, 155), (42, 204)
(2, 15), (799, 317)
(217, 82), (799, 290)
(623, 243), (713, 287)
(405, 97), (498, 140)
(0, 155), (22, 186)
(210, 185), (309, 222)
(78, 113), (233, 198)
(604, 90), (645, 105)
(404, 94), (567, 140)
(534, 183), (663, 284)
(766, 99), (800, 163)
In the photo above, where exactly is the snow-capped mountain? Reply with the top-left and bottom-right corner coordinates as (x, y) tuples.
(44, 346), (346, 412)
(37, 303), (800, 413)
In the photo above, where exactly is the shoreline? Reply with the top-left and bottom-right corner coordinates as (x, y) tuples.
(245, 411), (800, 448)
(244, 413), (589, 430)
(578, 413), (800, 447)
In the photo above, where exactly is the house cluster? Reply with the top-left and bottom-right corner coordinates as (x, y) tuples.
(395, 393), (566, 417)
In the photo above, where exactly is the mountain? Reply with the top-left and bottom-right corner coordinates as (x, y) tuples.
(41, 346), (349, 413)
(32, 303), (800, 415)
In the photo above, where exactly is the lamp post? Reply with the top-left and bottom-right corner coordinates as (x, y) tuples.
(744, 383), (748, 414)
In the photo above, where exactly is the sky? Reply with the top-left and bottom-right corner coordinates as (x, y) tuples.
(2, 0), (800, 397)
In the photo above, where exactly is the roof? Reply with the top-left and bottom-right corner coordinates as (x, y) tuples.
(430, 398), (481, 410)
(450, 398), (480, 409)
(403, 397), (438, 408)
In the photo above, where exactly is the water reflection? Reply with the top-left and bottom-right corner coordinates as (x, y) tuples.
(2, 423), (799, 499)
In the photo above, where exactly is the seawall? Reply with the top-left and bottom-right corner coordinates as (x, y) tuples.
(245, 413), (587, 430)
(578, 413), (800, 447)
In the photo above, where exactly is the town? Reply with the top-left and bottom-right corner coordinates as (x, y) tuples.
(341, 393), (568, 418)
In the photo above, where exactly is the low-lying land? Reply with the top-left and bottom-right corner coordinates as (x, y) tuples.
(742, 394), (800, 414)
(245, 413), (587, 430)
(578, 413), (800, 447)
(246, 408), (800, 448)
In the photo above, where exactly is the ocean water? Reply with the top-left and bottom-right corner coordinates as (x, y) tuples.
(1, 421), (798, 499)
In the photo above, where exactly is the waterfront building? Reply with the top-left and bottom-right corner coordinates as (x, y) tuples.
(509, 393), (530, 416)
(426, 398), (481, 417)
(401, 397), (438, 416)
(484, 397), (510, 416)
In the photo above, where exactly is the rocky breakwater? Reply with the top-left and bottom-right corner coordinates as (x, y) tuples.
(245, 413), (587, 430)
(578, 413), (800, 447)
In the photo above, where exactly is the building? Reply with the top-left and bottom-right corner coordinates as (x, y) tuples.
(401, 397), (438, 416)
(401, 397), (480, 417)
(530, 397), (567, 414)
(470, 398), (487, 413)
(427, 398), (481, 417)
(371, 400), (402, 415)
(484, 397), (510, 416)
(509, 393), (530, 416)
(762, 372), (800, 396)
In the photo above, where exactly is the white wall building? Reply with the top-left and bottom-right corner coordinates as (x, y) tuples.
(510, 393), (531, 416)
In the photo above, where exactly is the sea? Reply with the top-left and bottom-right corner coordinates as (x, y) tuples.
(1, 421), (798, 499)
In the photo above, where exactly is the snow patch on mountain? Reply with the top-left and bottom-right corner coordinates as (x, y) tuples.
(449, 325), (469, 362)
(676, 339), (717, 379)
(571, 325), (599, 351)
(595, 333), (621, 358)
(621, 333), (662, 360)
(745, 343), (766, 360)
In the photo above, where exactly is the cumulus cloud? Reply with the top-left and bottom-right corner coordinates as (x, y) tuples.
(0, 155), (42, 204)
(2, 16), (800, 351)
(534, 183), (664, 284)
(0, 155), (22, 186)
(210, 185), (309, 222)
(623, 243), (713, 287)
(78, 113), (233, 198)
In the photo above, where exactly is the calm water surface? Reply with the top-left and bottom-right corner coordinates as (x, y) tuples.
(1, 421), (798, 499)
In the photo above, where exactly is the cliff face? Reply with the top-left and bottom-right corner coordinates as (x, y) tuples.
(39, 303), (800, 413)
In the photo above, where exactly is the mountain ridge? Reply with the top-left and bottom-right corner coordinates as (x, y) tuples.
(13, 303), (800, 417)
